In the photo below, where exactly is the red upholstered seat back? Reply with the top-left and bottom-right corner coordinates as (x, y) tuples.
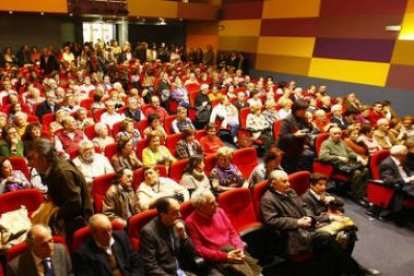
(289, 171), (311, 196)
(128, 209), (158, 251)
(232, 147), (258, 179)
(92, 173), (116, 213)
(252, 181), (268, 221)
(370, 150), (390, 180)
(0, 189), (44, 217)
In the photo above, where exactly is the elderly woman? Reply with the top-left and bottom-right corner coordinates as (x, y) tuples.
(102, 168), (141, 227)
(92, 122), (115, 152)
(175, 128), (203, 159)
(277, 98), (293, 120)
(137, 166), (189, 211)
(246, 104), (272, 148)
(142, 132), (176, 168)
(0, 126), (24, 157)
(143, 113), (167, 140)
(116, 118), (142, 147)
(75, 107), (94, 130)
(210, 147), (247, 192)
(357, 123), (380, 155)
(12, 112), (29, 137)
(180, 155), (210, 194)
(101, 100), (125, 130)
(171, 77), (189, 107)
(313, 109), (336, 133)
(199, 123), (224, 155)
(185, 189), (261, 275)
(248, 148), (284, 188)
(49, 109), (70, 135)
(111, 136), (143, 171)
(247, 90), (262, 107)
(210, 97), (239, 143)
(0, 156), (31, 194)
(262, 100), (279, 125)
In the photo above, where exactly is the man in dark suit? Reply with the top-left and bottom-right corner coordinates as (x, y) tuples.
(379, 145), (414, 213)
(74, 214), (144, 276)
(139, 197), (196, 275)
(27, 138), (93, 240)
(40, 48), (60, 76)
(277, 100), (315, 173)
(261, 170), (378, 276)
(35, 91), (60, 122)
(6, 224), (73, 276)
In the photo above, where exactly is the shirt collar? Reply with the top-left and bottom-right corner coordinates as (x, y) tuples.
(391, 156), (401, 167)
(95, 236), (115, 255)
(309, 188), (321, 201)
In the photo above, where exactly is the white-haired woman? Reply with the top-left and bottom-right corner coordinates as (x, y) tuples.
(185, 189), (262, 275)
(92, 122), (114, 152)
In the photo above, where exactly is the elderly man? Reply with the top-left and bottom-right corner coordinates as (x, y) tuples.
(139, 197), (196, 275)
(144, 95), (168, 123)
(319, 127), (369, 206)
(124, 96), (145, 123)
(373, 118), (400, 150)
(27, 138), (93, 239)
(172, 106), (195, 134)
(102, 168), (141, 227)
(6, 224), (73, 276)
(56, 115), (89, 153)
(379, 145), (414, 213)
(100, 100), (125, 129)
(74, 214), (144, 276)
(36, 90), (60, 122)
(330, 104), (350, 130)
(73, 140), (114, 187)
(260, 170), (378, 276)
(186, 189), (261, 276)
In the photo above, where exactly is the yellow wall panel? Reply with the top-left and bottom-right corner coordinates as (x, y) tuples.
(309, 58), (390, 86)
(128, 0), (177, 18)
(391, 40), (414, 65)
(262, 0), (321, 19)
(219, 36), (258, 53)
(255, 54), (311, 75)
(257, 36), (315, 57)
(218, 20), (261, 37)
(405, 0), (414, 12)
(0, 0), (67, 13)
(399, 13), (414, 40)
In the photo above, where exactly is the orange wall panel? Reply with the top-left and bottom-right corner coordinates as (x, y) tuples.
(128, 0), (177, 18)
(187, 35), (219, 51)
(0, 0), (68, 13)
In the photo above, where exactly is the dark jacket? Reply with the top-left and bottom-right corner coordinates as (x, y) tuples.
(44, 157), (93, 236)
(380, 157), (414, 195)
(301, 190), (344, 223)
(260, 187), (314, 255)
(277, 114), (312, 159)
(74, 231), (144, 276)
(330, 116), (350, 130)
(35, 100), (60, 122)
(139, 217), (195, 275)
(6, 243), (73, 276)
(40, 54), (60, 75)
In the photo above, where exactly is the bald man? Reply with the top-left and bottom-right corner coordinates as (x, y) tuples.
(6, 224), (73, 276)
(73, 214), (144, 276)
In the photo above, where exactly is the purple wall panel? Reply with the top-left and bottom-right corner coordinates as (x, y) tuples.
(387, 65), (414, 90)
(221, 2), (263, 20)
(313, 38), (395, 62)
(260, 18), (318, 37)
(320, 0), (408, 16)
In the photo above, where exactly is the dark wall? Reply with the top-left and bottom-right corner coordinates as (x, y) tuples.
(0, 14), (76, 52)
(252, 70), (414, 117)
(128, 22), (186, 47)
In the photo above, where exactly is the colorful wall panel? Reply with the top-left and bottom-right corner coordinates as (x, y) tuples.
(220, 0), (414, 90)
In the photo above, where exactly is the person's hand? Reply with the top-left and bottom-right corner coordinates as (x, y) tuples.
(174, 220), (188, 240)
(323, 195), (336, 205)
(294, 130), (308, 137)
(227, 249), (244, 264)
(297, 217), (312, 228)
(337, 156), (348, 163)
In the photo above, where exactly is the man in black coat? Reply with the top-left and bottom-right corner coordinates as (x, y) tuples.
(379, 145), (414, 213)
(35, 91), (60, 122)
(139, 197), (196, 275)
(74, 214), (144, 276)
(27, 138), (93, 239)
(260, 170), (378, 276)
(277, 100), (315, 173)
(40, 48), (60, 76)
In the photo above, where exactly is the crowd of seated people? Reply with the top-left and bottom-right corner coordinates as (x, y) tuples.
(1, 39), (413, 275)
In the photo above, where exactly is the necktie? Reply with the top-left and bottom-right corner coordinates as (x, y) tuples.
(42, 258), (53, 276)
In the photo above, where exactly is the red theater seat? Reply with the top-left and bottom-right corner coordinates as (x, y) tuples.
(127, 209), (158, 251)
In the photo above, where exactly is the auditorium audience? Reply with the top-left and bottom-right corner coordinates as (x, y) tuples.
(143, 113), (167, 140)
(180, 155), (211, 194)
(248, 149), (284, 188)
(92, 122), (114, 152)
(56, 115), (88, 153)
(0, 125), (24, 157)
(172, 106), (195, 134)
(199, 123), (224, 155)
(142, 132), (176, 168)
(115, 117), (142, 147)
(0, 156), (31, 194)
(100, 100), (124, 129)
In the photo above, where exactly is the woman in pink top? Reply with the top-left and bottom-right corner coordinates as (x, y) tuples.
(185, 189), (261, 275)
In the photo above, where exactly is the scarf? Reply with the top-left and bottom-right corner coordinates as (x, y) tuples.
(191, 169), (206, 182)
